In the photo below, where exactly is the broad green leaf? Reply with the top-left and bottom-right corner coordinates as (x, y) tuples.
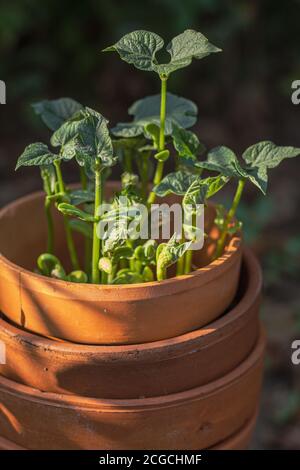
(243, 141), (300, 169)
(52, 107), (117, 168)
(32, 98), (83, 131)
(196, 146), (247, 179)
(172, 125), (205, 159)
(69, 219), (93, 239)
(103, 30), (164, 72)
(16, 143), (60, 170)
(57, 203), (96, 222)
(183, 175), (229, 208)
(156, 30), (221, 76)
(104, 29), (221, 77)
(153, 171), (198, 196)
(111, 93), (198, 138)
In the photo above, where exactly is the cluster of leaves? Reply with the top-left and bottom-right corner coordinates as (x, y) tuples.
(16, 30), (300, 284)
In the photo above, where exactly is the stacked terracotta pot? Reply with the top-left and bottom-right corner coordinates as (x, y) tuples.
(0, 190), (265, 450)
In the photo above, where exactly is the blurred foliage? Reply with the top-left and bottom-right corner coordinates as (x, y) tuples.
(1, 0), (300, 135)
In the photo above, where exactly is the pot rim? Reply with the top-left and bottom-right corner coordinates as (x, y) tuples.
(0, 247), (261, 357)
(0, 189), (241, 292)
(0, 326), (265, 411)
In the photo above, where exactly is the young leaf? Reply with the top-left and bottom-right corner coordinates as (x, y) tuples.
(142, 266), (154, 282)
(98, 257), (113, 274)
(154, 149), (170, 162)
(157, 29), (221, 76)
(57, 203), (96, 222)
(16, 143), (60, 170)
(172, 125), (205, 159)
(153, 171), (198, 196)
(156, 234), (192, 280)
(112, 93), (198, 137)
(32, 98), (83, 131)
(103, 30), (164, 72)
(242, 141), (300, 193)
(104, 29), (221, 77)
(196, 146), (247, 179)
(183, 175), (229, 208)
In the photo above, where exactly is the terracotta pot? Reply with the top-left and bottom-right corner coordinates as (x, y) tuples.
(0, 188), (242, 345)
(0, 328), (264, 450)
(0, 248), (261, 399)
(0, 411), (257, 450)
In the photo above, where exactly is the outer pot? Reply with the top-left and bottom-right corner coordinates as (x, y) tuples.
(0, 188), (242, 345)
(0, 412), (257, 450)
(0, 248), (261, 399)
(0, 328), (265, 450)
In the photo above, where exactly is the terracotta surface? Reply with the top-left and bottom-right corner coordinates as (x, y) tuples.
(0, 248), (261, 399)
(0, 328), (265, 450)
(0, 412), (257, 450)
(0, 188), (242, 345)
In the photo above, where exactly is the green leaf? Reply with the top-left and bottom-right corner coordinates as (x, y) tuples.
(153, 171), (198, 196)
(32, 98), (83, 131)
(183, 175), (229, 208)
(156, 29), (221, 76)
(16, 143), (60, 170)
(57, 203), (96, 222)
(69, 219), (93, 239)
(172, 125), (205, 159)
(112, 93), (198, 138)
(242, 141), (300, 193)
(157, 234), (192, 276)
(69, 189), (95, 206)
(104, 29), (221, 77)
(142, 266), (154, 282)
(196, 146), (247, 179)
(243, 141), (300, 168)
(103, 30), (164, 72)
(52, 107), (117, 168)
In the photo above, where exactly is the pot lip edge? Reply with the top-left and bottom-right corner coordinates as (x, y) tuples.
(0, 248), (262, 356)
(0, 326), (265, 411)
(0, 189), (242, 292)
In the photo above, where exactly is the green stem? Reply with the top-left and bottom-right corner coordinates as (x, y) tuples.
(147, 77), (167, 205)
(215, 179), (245, 259)
(54, 160), (79, 270)
(92, 162), (102, 283)
(45, 199), (54, 254)
(184, 250), (193, 274)
(176, 254), (185, 276)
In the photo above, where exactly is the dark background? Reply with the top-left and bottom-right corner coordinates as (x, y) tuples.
(0, 0), (300, 449)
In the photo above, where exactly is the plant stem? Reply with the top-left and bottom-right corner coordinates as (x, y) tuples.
(184, 250), (193, 274)
(176, 254), (185, 276)
(45, 199), (54, 254)
(147, 76), (167, 205)
(54, 160), (79, 270)
(215, 179), (245, 259)
(92, 162), (102, 283)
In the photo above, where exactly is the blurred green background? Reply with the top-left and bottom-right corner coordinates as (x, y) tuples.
(1, 0), (300, 449)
